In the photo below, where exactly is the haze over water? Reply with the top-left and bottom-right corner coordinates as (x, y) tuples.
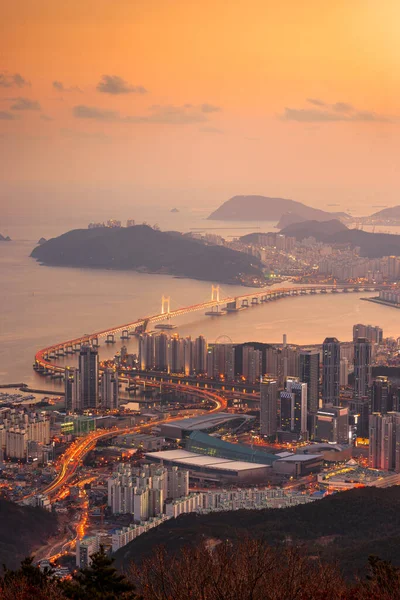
(1, 209), (399, 388)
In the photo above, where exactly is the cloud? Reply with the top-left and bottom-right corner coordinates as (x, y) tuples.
(73, 103), (215, 125)
(73, 105), (119, 120)
(10, 97), (41, 111)
(0, 111), (16, 120)
(127, 105), (208, 124)
(96, 75), (147, 95)
(201, 103), (221, 113)
(52, 80), (82, 93)
(0, 72), (30, 88)
(332, 102), (354, 113)
(281, 101), (391, 123)
(40, 114), (53, 121)
(306, 98), (326, 107)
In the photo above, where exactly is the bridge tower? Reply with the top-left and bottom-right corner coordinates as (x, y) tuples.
(161, 295), (171, 315)
(211, 285), (220, 303)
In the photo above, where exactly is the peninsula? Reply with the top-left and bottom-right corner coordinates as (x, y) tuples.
(30, 225), (265, 286)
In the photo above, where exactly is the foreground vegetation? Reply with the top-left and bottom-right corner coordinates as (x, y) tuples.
(2, 541), (400, 600)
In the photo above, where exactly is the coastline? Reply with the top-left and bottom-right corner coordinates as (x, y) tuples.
(360, 297), (400, 309)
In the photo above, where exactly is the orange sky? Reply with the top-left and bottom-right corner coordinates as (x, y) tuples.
(1, 0), (400, 211)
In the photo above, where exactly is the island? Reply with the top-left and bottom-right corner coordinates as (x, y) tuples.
(0, 233), (12, 242)
(30, 225), (265, 286)
(208, 195), (350, 223)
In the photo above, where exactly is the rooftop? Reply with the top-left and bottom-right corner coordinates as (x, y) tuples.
(145, 450), (269, 472)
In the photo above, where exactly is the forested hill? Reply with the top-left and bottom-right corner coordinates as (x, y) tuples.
(31, 225), (264, 286)
(0, 498), (58, 569)
(114, 486), (400, 578)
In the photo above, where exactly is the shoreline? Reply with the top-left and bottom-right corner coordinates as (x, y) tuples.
(360, 297), (400, 309)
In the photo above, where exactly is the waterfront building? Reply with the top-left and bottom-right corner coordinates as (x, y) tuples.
(154, 333), (171, 372)
(299, 350), (319, 414)
(260, 376), (278, 437)
(100, 368), (119, 410)
(242, 346), (262, 384)
(192, 335), (207, 373)
(322, 338), (340, 406)
(354, 337), (371, 399)
(138, 334), (155, 371)
(79, 345), (99, 410)
(65, 367), (80, 412)
(353, 324), (383, 344)
(207, 344), (235, 381)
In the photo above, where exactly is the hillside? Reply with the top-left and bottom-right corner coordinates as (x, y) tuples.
(280, 220), (400, 258)
(114, 486), (400, 578)
(208, 195), (349, 222)
(0, 498), (58, 569)
(369, 205), (400, 220)
(30, 225), (265, 286)
(280, 219), (349, 237)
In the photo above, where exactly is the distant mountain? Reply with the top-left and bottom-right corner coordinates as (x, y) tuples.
(114, 486), (400, 578)
(0, 233), (11, 242)
(369, 205), (400, 219)
(280, 219), (400, 258)
(31, 225), (265, 286)
(207, 195), (349, 222)
(0, 498), (58, 569)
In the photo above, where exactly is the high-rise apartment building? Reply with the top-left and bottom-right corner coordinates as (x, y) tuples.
(242, 346), (262, 384)
(65, 367), (80, 412)
(79, 345), (99, 410)
(371, 376), (392, 414)
(322, 338), (340, 406)
(340, 358), (349, 387)
(354, 337), (371, 399)
(260, 376), (278, 437)
(207, 344), (235, 381)
(369, 412), (400, 471)
(353, 324), (383, 344)
(299, 350), (319, 414)
(154, 333), (171, 372)
(193, 336), (207, 373)
(100, 368), (119, 410)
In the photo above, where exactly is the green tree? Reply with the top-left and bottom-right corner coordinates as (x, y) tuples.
(62, 546), (138, 600)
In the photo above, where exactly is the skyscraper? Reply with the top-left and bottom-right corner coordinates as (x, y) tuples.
(354, 337), (371, 399)
(65, 367), (80, 412)
(138, 333), (155, 371)
(193, 336), (207, 373)
(207, 344), (235, 381)
(260, 376), (278, 437)
(353, 324), (383, 344)
(155, 333), (171, 372)
(242, 346), (262, 384)
(100, 368), (119, 410)
(322, 338), (340, 406)
(299, 350), (319, 414)
(371, 376), (392, 414)
(79, 345), (99, 410)
(369, 412), (400, 471)
(285, 377), (308, 437)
